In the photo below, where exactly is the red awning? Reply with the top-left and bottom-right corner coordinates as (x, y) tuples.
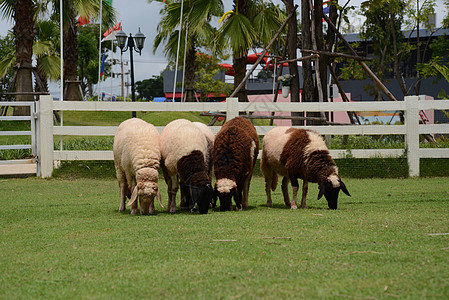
(165, 92), (227, 99)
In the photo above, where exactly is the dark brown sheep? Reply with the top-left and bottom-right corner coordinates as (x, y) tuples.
(261, 127), (350, 210)
(213, 117), (259, 211)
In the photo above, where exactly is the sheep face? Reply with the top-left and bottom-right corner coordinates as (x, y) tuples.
(136, 181), (159, 215)
(214, 178), (238, 211)
(215, 189), (237, 211)
(183, 183), (213, 214)
(317, 179), (350, 210)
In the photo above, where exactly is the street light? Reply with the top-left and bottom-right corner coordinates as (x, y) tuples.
(116, 27), (146, 118)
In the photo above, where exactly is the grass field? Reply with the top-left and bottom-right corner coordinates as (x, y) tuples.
(0, 176), (448, 299)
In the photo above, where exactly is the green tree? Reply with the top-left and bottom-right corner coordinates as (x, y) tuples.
(217, 0), (285, 102)
(0, 20), (61, 94)
(78, 24), (115, 98)
(360, 0), (409, 100)
(34, 19), (61, 94)
(0, 0), (36, 115)
(194, 52), (233, 101)
(53, 0), (116, 101)
(0, 32), (15, 95)
(135, 75), (164, 101)
(151, 0), (224, 102)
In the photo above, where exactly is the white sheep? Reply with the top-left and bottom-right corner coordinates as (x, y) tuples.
(160, 119), (213, 214)
(113, 118), (163, 215)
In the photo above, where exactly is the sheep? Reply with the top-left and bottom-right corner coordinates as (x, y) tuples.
(260, 127), (350, 210)
(160, 119), (213, 214)
(213, 117), (259, 211)
(113, 118), (164, 215)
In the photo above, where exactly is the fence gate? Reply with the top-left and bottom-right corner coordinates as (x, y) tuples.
(0, 102), (39, 176)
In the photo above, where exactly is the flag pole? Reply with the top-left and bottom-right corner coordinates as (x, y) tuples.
(59, 0), (64, 151)
(172, 0), (184, 102)
(98, 0), (103, 101)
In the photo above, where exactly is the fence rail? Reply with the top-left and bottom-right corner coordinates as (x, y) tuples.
(36, 95), (449, 178)
(0, 101), (38, 175)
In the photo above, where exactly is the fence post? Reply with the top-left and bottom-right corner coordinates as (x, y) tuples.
(39, 95), (54, 178)
(405, 96), (420, 177)
(226, 97), (239, 120)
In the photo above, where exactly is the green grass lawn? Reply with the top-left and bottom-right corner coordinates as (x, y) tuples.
(0, 176), (448, 299)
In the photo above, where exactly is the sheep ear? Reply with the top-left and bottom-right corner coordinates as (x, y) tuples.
(340, 180), (351, 197)
(317, 183), (325, 200)
(127, 186), (138, 207)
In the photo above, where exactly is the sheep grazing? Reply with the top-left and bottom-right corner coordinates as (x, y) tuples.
(261, 127), (350, 210)
(113, 118), (164, 215)
(160, 119), (213, 214)
(213, 117), (259, 211)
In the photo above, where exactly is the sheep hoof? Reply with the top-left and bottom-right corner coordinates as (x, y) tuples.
(291, 204), (298, 210)
(131, 209), (138, 215)
(301, 205), (308, 209)
(267, 202), (273, 207)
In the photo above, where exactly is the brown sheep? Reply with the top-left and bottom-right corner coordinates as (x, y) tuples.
(213, 117), (259, 211)
(261, 127), (350, 210)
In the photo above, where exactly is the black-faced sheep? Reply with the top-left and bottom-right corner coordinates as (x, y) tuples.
(160, 119), (213, 214)
(261, 127), (350, 210)
(213, 117), (259, 211)
(113, 118), (164, 215)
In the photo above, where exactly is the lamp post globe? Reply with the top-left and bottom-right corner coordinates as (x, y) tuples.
(117, 28), (145, 118)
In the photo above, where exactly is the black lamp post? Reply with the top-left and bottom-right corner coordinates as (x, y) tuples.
(116, 28), (146, 118)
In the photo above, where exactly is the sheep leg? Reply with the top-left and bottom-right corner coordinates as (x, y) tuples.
(290, 178), (299, 210)
(118, 182), (128, 212)
(235, 185), (243, 211)
(301, 181), (308, 209)
(168, 175), (179, 214)
(242, 174), (252, 208)
(116, 168), (127, 212)
(264, 175), (273, 207)
(281, 176), (291, 207)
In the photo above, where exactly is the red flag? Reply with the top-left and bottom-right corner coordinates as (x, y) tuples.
(78, 16), (90, 26)
(103, 22), (121, 38)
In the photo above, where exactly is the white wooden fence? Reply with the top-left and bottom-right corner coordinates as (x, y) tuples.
(38, 95), (449, 178)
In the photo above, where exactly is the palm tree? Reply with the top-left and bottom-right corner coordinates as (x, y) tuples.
(217, 0), (285, 102)
(34, 20), (61, 94)
(151, 0), (224, 102)
(0, 0), (36, 115)
(56, 0), (116, 101)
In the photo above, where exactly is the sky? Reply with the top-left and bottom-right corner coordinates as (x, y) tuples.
(0, 0), (447, 98)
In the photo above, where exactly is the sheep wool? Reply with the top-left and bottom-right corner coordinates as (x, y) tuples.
(113, 118), (163, 215)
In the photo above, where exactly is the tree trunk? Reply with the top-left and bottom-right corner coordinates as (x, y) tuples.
(63, 3), (82, 101)
(301, 0), (315, 125)
(232, 0), (249, 103)
(286, 0), (302, 125)
(233, 54), (248, 102)
(13, 0), (35, 116)
(184, 43), (197, 102)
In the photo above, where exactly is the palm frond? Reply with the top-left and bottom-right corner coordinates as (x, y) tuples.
(0, 50), (15, 78)
(0, 0), (15, 21)
(432, 62), (449, 83)
(217, 11), (256, 57)
(37, 55), (61, 81)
